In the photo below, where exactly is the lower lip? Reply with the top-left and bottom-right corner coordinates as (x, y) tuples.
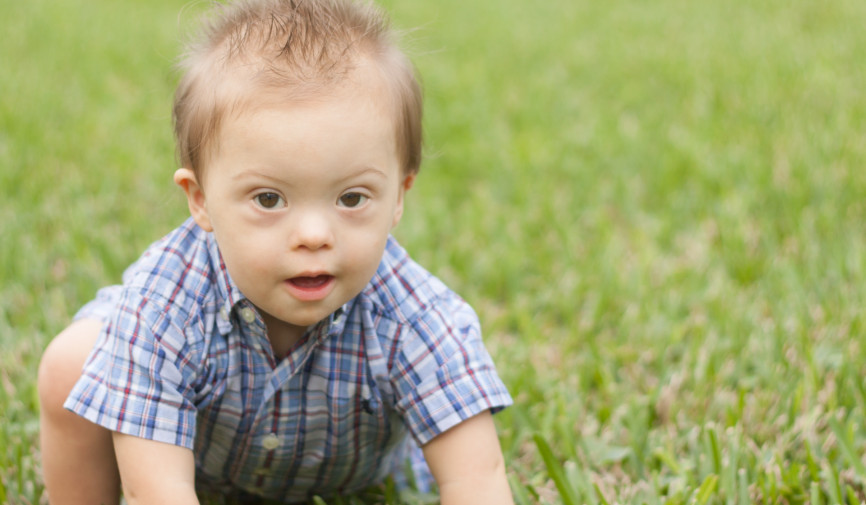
(285, 275), (335, 301)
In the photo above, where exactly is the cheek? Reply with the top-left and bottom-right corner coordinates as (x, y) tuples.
(217, 231), (276, 277)
(343, 228), (390, 275)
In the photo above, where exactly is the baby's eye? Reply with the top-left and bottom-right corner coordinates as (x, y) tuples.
(338, 192), (368, 208)
(254, 192), (284, 209)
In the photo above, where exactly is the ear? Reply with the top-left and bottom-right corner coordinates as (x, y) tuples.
(391, 172), (416, 228)
(402, 172), (416, 192)
(174, 168), (213, 232)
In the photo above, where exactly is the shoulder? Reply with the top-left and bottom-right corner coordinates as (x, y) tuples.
(362, 236), (478, 332)
(118, 218), (221, 325)
(358, 241), (512, 445)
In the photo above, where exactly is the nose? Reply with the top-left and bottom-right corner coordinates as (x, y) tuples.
(290, 207), (333, 251)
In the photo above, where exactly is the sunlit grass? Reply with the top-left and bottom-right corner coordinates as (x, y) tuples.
(4, 0), (866, 502)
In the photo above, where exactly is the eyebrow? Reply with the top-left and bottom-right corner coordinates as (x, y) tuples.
(232, 166), (390, 184)
(340, 166), (389, 182)
(232, 169), (285, 184)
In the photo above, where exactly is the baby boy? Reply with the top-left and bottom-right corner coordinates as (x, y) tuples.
(37, 0), (513, 503)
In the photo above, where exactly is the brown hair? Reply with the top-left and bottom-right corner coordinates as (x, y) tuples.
(172, 0), (422, 180)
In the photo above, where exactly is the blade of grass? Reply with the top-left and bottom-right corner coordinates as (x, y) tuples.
(593, 482), (611, 505)
(846, 484), (858, 505)
(534, 433), (580, 505)
(565, 459), (598, 505)
(810, 481), (822, 505)
(823, 463), (843, 505)
(738, 469), (750, 505)
(828, 416), (866, 478)
(705, 425), (722, 477)
(690, 474), (718, 505)
(508, 474), (534, 505)
(653, 448), (684, 475)
(804, 440), (821, 483)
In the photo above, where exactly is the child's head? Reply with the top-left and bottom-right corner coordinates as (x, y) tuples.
(172, 0), (423, 183)
(171, 0), (423, 338)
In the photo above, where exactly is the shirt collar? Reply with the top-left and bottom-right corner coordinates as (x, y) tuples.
(206, 231), (247, 334)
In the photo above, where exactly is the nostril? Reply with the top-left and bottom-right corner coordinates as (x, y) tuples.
(294, 225), (333, 250)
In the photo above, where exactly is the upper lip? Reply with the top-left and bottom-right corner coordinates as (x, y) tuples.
(288, 271), (332, 279)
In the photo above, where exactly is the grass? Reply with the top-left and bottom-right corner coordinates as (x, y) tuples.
(3, 0), (866, 503)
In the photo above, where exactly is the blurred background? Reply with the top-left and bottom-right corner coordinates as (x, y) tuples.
(3, 0), (866, 502)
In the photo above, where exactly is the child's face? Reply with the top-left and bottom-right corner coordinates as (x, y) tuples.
(177, 77), (412, 339)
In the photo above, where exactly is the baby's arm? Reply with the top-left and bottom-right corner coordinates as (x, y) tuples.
(113, 432), (199, 505)
(423, 410), (514, 505)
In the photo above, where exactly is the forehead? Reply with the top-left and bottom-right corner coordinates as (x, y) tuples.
(203, 72), (401, 183)
(201, 57), (402, 173)
(251, 55), (397, 117)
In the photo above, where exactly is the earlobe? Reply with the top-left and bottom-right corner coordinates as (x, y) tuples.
(391, 172), (416, 229)
(173, 168), (213, 232)
(392, 200), (405, 229)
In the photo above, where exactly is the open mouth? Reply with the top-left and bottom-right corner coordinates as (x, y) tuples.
(285, 274), (335, 301)
(289, 275), (333, 289)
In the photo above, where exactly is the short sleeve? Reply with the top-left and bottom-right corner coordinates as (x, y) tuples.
(390, 298), (513, 446)
(73, 285), (124, 323)
(64, 289), (199, 449)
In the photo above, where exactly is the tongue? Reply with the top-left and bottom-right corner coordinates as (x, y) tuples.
(291, 275), (331, 288)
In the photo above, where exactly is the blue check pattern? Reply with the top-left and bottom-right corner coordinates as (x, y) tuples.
(65, 218), (512, 502)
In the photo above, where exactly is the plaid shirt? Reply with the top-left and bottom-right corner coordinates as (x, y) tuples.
(65, 218), (512, 502)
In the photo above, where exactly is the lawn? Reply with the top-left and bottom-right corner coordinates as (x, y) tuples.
(3, 0), (866, 503)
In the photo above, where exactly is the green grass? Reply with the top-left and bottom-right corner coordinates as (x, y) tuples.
(4, 0), (866, 503)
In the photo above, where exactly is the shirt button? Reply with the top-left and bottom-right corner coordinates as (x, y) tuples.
(219, 307), (229, 321)
(240, 307), (256, 324)
(262, 433), (280, 451)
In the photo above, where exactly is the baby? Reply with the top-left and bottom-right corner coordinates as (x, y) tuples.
(37, 0), (513, 503)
